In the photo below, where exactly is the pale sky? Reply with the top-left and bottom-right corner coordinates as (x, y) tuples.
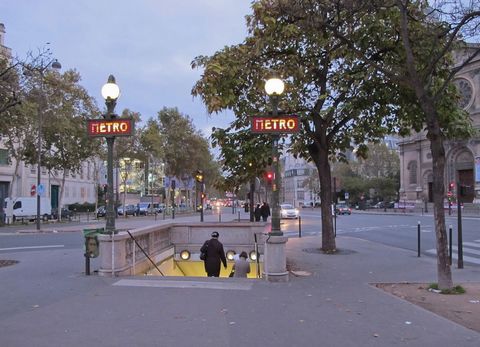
(1, 0), (252, 137)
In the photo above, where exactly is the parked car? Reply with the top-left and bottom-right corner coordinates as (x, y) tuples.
(373, 201), (395, 209)
(335, 203), (352, 215)
(280, 203), (300, 219)
(118, 204), (137, 216)
(136, 202), (153, 215)
(51, 207), (73, 220)
(96, 206), (106, 218)
(155, 203), (165, 213)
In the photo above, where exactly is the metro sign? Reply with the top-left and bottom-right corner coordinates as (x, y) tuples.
(251, 115), (299, 133)
(87, 118), (134, 137)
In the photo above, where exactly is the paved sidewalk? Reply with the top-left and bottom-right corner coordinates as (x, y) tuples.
(1, 230), (480, 347)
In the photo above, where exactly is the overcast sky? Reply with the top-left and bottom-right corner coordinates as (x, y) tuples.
(1, 0), (252, 137)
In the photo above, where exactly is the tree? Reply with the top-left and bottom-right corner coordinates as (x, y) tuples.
(297, 0), (480, 290)
(192, 0), (407, 252)
(211, 126), (274, 220)
(156, 107), (216, 205)
(21, 68), (100, 220)
(0, 50), (50, 197)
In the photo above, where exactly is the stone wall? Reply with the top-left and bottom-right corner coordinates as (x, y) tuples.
(98, 222), (268, 276)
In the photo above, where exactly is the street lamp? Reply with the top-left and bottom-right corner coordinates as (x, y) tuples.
(265, 75), (284, 235)
(102, 75), (120, 234)
(32, 58), (61, 231)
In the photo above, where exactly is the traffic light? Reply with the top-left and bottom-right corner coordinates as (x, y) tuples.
(103, 184), (108, 194)
(449, 182), (455, 191)
(265, 171), (274, 184)
(201, 193), (206, 200)
(195, 170), (204, 183)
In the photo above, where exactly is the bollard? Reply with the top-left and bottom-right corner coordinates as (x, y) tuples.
(298, 216), (302, 238)
(457, 199), (463, 269)
(417, 221), (421, 257)
(238, 211), (240, 222)
(449, 225), (453, 266)
(218, 212), (222, 222)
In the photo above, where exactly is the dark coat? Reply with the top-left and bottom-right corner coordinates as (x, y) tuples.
(260, 203), (270, 218)
(200, 238), (227, 277)
(254, 205), (261, 221)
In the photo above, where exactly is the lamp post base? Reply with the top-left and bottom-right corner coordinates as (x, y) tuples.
(264, 235), (288, 282)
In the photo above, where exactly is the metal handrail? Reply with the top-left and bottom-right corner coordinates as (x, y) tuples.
(126, 230), (165, 276)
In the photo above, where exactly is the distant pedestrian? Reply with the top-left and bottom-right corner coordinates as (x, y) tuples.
(200, 231), (227, 277)
(260, 202), (270, 222)
(254, 204), (261, 222)
(232, 251), (250, 278)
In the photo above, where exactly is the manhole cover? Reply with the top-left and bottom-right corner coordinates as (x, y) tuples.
(303, 248), (356, 255)
(0, 260), (19, 268)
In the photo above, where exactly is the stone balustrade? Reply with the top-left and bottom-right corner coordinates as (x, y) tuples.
(98, 222), (269, 276)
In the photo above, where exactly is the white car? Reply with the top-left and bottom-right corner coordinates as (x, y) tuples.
(280, 203), (300, 219)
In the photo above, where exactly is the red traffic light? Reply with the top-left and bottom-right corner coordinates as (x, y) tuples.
(266, 172), (274, 180)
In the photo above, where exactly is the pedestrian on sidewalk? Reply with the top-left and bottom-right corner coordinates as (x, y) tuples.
(231, 251), (250, 278)
(260, 202), (270, 222)
(254, 204), (261, 222)
(200, 231), (227, 277)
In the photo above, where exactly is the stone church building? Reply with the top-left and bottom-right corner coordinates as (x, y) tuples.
(398, 45), (480, 205)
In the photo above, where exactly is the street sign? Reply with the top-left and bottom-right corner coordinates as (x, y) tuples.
(345, 192), (349, 200)
(251, 115), (299, 133)
(30, 185), (36, 196)
(87, 118), (134, 137)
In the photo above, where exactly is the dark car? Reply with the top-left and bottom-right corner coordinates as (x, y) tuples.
(118, 204), (137, 216)
(51, 207), (73, 220)
(96, 206), (106, 218)
(335, 203), (352, 215)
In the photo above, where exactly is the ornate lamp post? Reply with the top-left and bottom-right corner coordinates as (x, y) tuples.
(101, 75), (120, 234)
(31, 58), (61, 230)
(265, 76), (284, 235)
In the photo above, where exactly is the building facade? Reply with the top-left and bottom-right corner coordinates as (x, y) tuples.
(398, 46), (480, 204)
(282, 153), (318, 208)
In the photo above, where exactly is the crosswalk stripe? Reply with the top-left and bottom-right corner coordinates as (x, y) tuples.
(425, 249), (480, 265)
(462, 242), (480, 250)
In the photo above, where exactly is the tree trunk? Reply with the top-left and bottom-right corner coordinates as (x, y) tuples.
(309, 139), (336, 253)
(8, 158), (21, 198)
(424, 104), (453, 290)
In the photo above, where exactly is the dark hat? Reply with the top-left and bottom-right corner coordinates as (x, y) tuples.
(211, 231), (219, 238)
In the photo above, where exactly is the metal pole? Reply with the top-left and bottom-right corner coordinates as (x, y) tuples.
(85, 253), (90, 276)
(270, 95), (281, 235)
(449, 225), (453, 266)
(298, 216), (302, 238)
(417, 221), (421, 257)
(106, 137), (116, 234)
(333, 177), (337, 237)
(200, 183), (204, 222)
(457, 191), (463, 269)
(36, 99), (42, 230)
(249, 179), (255, 222)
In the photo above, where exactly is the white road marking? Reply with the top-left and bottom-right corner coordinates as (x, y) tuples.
(114, 279), (253, 290)
(425, 249), (480, 265)
(0, 244), (65, 251)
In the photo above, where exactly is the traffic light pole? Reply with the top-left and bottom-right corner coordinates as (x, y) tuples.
(200, 182), (204, 222)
